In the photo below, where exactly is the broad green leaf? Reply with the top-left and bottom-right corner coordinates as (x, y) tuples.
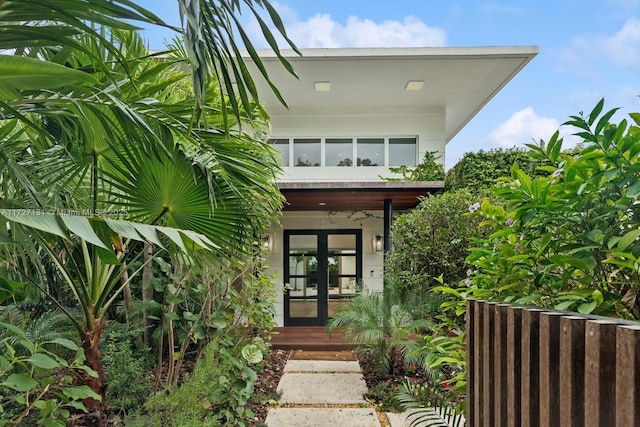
(60, 216), (108, 249)
(156, 226), (184, 252)
(0, 277), (23, 304)
(46, 338), (78, 351)
(555, 300), (576, 311)
(61, 385), (102, 402)
(515, 294), (541, 304)
(592, 290), (604, 305)
(0, 56), (95, 96)
(0, 212), (68, 239)
(131, 223), (166, 250)
(0, 321), (27, 338)
(594, 107), (620, 136)
(241, 344), (263, 364)
(535, 233), (553, 258)
(1, 373), (37, 392)
(103, 219), (143, 241)
(26, 353), (60, 370)
(577, 301), (597, 314)
(587, 98), (605, 126)
(0, 355), (11, 371)
(617, 228), (640, 251)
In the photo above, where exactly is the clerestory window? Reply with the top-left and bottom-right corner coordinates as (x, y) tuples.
(268, 136), (416, 167)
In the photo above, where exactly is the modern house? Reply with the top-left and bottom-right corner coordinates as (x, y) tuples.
(250, 46), (538, 327)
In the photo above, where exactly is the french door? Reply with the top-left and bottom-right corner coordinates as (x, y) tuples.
(284, 230), (362, 326)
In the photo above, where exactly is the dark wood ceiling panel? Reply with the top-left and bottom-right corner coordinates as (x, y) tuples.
(279, 181), (444, 211)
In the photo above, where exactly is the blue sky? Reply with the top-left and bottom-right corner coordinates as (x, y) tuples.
(137, 0), (640, 169)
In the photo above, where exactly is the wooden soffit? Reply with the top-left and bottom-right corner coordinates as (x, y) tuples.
(279, 181), (444, 211)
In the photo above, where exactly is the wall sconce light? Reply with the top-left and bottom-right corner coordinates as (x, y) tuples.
(373, 234), (383, 253)
(263, 235), (272, 251)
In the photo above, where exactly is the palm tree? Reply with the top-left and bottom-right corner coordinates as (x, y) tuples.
(0, 0), (295, 410)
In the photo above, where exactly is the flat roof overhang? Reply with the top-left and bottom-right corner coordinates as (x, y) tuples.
(249, 46), (538, 143)
(279, 181), (444, 211)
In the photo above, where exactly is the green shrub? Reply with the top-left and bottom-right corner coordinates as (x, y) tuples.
(328, 290), (429, 375)
(385, 190), (489, 303)
(365, 382), (404, 412)
(100, 322), (152, 414)
(445, 147), (544, 191)
(457, 100), (640, 319)
(384, 151), (445, 182)
(0, 320), (100, 426)
(142, 333), (265, 426)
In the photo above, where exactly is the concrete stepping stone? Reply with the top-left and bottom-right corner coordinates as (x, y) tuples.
(265, 407), (381, 427)
(284, 359), (362, 372)
(278, 372), (368, 404)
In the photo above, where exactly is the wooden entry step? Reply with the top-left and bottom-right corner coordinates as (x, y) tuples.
(270, 326), (356, 351)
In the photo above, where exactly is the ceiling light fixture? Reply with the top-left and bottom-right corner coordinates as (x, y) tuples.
(405, 80), (424, 91)
(314, 81), (331, 92)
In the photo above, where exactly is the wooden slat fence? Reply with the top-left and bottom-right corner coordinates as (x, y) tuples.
(467, 300), (640, 427)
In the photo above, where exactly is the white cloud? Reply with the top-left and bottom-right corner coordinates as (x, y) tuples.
(561, 17), (640, 72)
(251, 6), (446, 49)
(601, 17), (640, 67)
(489, 107), (580, 149)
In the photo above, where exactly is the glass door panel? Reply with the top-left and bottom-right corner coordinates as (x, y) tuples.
(327, 234), (358, 318)
(285, 230), (361, 326)
(287, 234), (319, 322)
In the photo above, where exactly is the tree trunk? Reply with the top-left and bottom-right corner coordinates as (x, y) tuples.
(79, 321), (107, 411)
(142, 243), (154, 346)
(121, 262), (144, 349)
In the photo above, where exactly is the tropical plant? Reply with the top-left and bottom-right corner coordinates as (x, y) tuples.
(453, 100), (640, 319)
(445, 147), (545, 191)
(396, 379), (466, 427)
(0, 322), (100, 426)
(328, 290), (430, 375)
(385, 190), (489, 307)
(0, 0), (299, 121)
(142, 330), (268, 426)
(100, 321), (152, 414)
(0, 0), (295, 411)
(384, 151), (445, 182)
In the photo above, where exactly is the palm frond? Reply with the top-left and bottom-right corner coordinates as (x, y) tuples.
(396, 379), (466, 427)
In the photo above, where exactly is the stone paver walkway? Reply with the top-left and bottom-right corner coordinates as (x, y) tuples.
(264, 351), (418, 427)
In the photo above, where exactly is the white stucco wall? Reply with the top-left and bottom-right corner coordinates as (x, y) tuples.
(265, 211), (385, 326)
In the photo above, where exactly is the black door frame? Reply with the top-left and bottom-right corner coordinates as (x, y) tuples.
(283, 229), (362, 326)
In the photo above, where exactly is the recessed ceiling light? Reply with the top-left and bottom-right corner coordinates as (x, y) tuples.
(314, 81), (331, 92)
(319, 202), (326, 206)
(405, 80), (424, 91)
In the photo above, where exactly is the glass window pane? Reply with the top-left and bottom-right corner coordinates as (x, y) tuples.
(356, 138), (383, 166)
(325, 138), (353, 166)
(269, 139), (289, 166)
(389, 137), (417, 166)
(293, 138), (321, 167)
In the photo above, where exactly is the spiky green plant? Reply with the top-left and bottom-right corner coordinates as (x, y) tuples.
(328, 290), (432, 375)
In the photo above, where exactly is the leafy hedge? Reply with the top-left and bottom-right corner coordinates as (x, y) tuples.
(446, 147), (549, 191)
(385, 190), (490, 302)
(447, 100), (640, 320)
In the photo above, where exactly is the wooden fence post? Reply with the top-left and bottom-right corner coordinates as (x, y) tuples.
(559, 316), (586, 427)
(584, 320), (617, 427)
(616, 324), (640, 426)
(539, 312), (563, 427)
(520, 308), (543, 427)
(506, 306), (522, 427)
